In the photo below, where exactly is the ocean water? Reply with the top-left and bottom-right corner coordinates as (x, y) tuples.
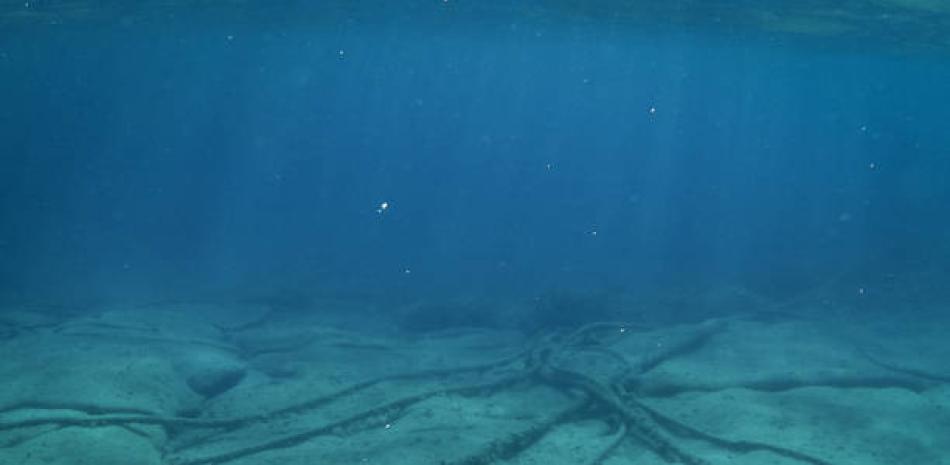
(2, 2), (950, 464)
(3, 1), (950, 308)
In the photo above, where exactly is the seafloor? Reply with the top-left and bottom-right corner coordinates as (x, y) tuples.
(1, 291), (948, 465)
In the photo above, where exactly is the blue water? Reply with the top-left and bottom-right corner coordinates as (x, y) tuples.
(2, 2), (950, 320)
(4, 4), (950, 464)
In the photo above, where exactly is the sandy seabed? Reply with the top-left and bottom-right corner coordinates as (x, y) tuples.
(0, 301), (948, 465)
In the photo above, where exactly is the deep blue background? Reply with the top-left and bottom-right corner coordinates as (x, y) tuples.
(2, 6), (950, 308)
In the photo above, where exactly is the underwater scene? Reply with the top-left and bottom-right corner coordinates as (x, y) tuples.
(2, 1), (950, 464)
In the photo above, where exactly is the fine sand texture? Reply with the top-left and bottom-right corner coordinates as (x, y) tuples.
(0, 302), (948, 465)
